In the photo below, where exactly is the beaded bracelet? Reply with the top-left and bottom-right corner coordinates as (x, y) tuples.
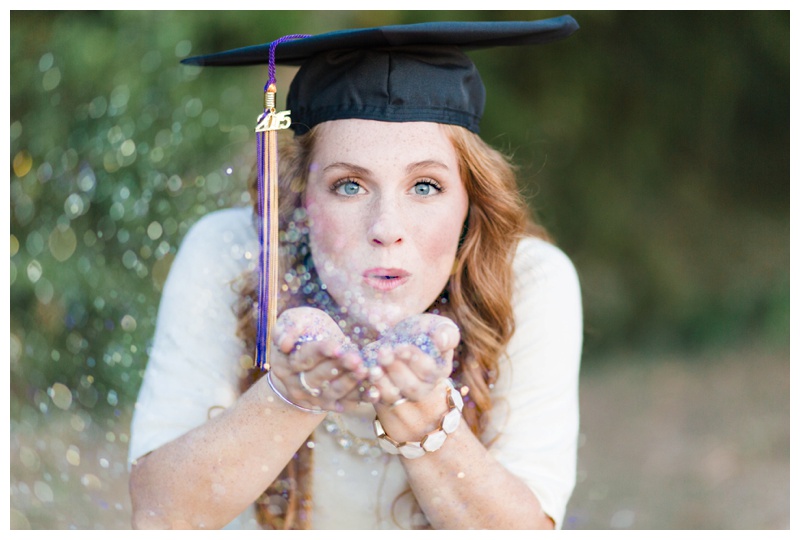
(373, 378), (463, 459)
(266, 369), (327, 415)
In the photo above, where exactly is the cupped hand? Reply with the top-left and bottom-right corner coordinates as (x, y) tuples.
(364, 313), (460, 405)
(268, 307), (368, 413)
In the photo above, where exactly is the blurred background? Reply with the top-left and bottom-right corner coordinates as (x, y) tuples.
(9, 10), (789, 529)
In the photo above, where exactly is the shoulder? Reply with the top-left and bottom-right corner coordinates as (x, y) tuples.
(177, 207), (257, 264)
(182, 206), (256, 247)
(166, 207), (258, 287)
(512, 236), (581, 300)
(507, 236), (583, 361)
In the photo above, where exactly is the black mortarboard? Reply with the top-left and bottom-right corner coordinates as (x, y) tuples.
(182, 15), (579, 135)
(181, 16), (579, 372)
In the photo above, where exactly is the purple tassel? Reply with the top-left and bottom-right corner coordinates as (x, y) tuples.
(255, 128), (270, 370)
(254, 34), (310, 371)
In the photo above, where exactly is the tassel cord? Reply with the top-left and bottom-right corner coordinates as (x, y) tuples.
(255, 33), (310, 371)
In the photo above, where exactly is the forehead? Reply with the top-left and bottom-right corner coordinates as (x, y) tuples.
(311, 119), (458, 165)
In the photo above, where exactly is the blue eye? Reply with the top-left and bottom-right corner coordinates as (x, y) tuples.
(412, 181), (441, 196)
(334, 180), (363, 196)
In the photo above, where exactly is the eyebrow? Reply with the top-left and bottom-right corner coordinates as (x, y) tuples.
(322, 162), (372, 176)
(405, 160), (451, 175)
(322, 160), (451, 176)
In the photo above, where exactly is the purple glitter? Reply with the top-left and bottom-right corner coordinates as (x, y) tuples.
(361, 332), (444, 368)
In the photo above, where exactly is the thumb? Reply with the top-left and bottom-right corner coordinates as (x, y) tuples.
(434, 318), (461, 352)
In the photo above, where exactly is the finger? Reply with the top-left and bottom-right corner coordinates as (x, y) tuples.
(275, 324), (322, 355)
(394, 343), (444, 384)
(266, 345), (293, 379)
(357, 381), (381, 404)
(381, 345), (443, 401)
(288, 339), (344, 372)
(432, 319), (461, 354)
(370, 374), (403, 405)
(285, 362), (361, 411)
(306, 351), (368, 400)
(383, 316), (459, 370)
(323, 368), (366, 401)
(353, 364), (387, 404)
(392, 313), (456, 338)
(336, 349), (370, 380)
(368, 348), (405, 404)
(341, 385), (363, 405)
(297, 346), (364, 384)
(273, 307), (346, 352)
(295, 358), (340, 391)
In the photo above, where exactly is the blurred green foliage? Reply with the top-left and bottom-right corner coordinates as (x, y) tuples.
(10, 10), (788, 428)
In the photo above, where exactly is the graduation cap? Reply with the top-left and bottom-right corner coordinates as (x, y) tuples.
(181, 15), (579, 371)
(183, 15), (579, 135)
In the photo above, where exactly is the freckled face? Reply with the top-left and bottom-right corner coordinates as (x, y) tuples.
(304, 119), (469, 332)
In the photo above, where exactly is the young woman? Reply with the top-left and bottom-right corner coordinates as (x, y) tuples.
(128, 16), (583, 530)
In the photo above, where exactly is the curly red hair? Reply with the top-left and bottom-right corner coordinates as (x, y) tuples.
(235, 123), (546, 529)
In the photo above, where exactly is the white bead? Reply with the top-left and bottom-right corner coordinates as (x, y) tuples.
(449, 387), (464, 411)
(398, 442), (426, 459)
(373, 419), (386, 438)
(442, 408), (461, 434)
(422, 429), (447, 452)
(378, 437), (401, 455)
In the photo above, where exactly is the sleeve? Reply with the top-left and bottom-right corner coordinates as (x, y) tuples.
(127, 208), (257, 467)
(483, 237), (583, 529)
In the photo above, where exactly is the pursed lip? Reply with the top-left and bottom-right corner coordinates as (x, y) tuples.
(362, 267), (410, 292)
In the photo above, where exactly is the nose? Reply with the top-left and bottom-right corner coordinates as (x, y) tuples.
(368, 197), (404, 247)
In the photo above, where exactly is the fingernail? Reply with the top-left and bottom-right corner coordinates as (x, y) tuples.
(443, 319), (459, 329)
(378, 349), (394, 367)
(366, 386), (380, 402)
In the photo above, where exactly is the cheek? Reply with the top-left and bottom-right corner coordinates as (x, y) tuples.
(415, 209), (465, 277)
(304, 198), (349, 256)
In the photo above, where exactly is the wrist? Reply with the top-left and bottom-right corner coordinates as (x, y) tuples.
(374, 379), (448, 431)
(373, 378), (463, 459)
(257, 368), (329, 416)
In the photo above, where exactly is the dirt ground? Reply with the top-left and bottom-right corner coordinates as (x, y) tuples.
(565, 344), (790, 529)
(10, 343), (789, 530)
